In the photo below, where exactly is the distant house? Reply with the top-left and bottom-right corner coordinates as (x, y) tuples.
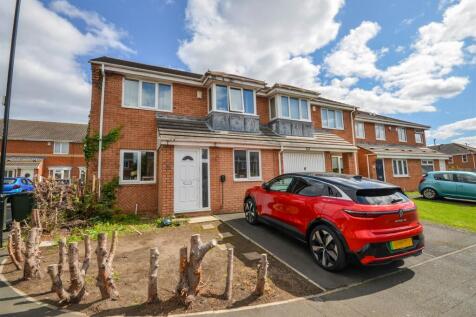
(429, 143), (476, 171)
(0, 119), (87, 182)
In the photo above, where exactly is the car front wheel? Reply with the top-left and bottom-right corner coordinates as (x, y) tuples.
(422, 188), (438, 200)
(244, 198), (259, 225)
(309, 225), (347, 271)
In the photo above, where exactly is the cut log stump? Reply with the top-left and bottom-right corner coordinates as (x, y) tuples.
(147, 248), (160, 303)
(254, 254), (268, 296)
(224, 247), (234, 300)
(96, 231), (119, 300)
(23, 227), (42, 280)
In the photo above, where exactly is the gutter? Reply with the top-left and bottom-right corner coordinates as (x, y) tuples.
(97, 63), (106, 199)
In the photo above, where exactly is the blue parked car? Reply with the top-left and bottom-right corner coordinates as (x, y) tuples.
(419, 171), (476, 201)
(2, 177), (35, 195)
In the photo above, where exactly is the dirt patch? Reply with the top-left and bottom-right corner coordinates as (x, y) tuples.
(2, 221), (321, 316)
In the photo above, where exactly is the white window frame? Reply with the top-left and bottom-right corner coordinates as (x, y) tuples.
(397, 127), (407, 142)
(421, 159), (434, 172)
(355, 121), (365, 139)
(269, 97), (277, 120)
(375, 124), (386, 140)
(415, 131), (424, 144)
(119, 150), (156, 184)
(53, 142), (69, 155)
(209, 83), (257, 115)
(331, 156), (344, 174)
(48, 167), (72, 181)
(392, 159), (409, 177)
(462, 154), (468, 163)
(273, 95), (311, 122)
(321, 108), (344, 130)
(449, 156), (454, 164)
(233, 149), (262, 181)
(122, 78), (173, 112)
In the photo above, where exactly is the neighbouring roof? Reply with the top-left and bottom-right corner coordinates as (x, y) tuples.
(0, 119), (88, 143)
(358, 143), (450, 159)
(157, 115), (357, 151)
(429, 143), (476, 155)
(356, 111), (430, 130)
(312, 96), (356, 110)
(262, 83), (321, 98)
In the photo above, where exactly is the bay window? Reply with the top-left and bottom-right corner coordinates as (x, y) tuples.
(234, 149), (261, 180)
(120, 150), (156, 184)
(123, 78), (172, 111)
(375, 124), (386, 140)
(211, 84), (255, 114)
(273, 96), (310, 121)
(392, 159), (409, 177)
(355, 121), (365, 139)
(321, 108), (344, 129)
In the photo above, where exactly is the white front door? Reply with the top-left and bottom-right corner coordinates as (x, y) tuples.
(283, 152), (325, 173)
(21, 169), (35, 179)
(174, 147), (202, 212)
(439, 159), (446, 171)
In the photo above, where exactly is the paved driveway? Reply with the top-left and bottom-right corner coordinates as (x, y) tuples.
(216, 213), (476, 316)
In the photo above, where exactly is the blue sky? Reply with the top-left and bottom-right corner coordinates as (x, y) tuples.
(0, 0), (475, 146)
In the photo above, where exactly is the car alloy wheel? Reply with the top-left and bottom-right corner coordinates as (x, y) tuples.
(244, 198), (258, 224)
(423, 188), (437, 200)
(310, 228), (339, 269)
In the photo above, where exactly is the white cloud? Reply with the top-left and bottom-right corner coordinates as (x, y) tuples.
(395, 45), (405, 53)
(428, 117), (476, 140)
(0, 0), (132, 123)
(178, 0), (344, 88)
(453, 135), (476, 147)
(324, 21), (382, 78)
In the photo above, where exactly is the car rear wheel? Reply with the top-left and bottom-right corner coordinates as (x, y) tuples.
(422, 188), (438, 200)
(309, 225), (347, 271)
(244, 198), (258, 225)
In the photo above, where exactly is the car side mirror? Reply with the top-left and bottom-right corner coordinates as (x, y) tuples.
(262, 182), (270, 191)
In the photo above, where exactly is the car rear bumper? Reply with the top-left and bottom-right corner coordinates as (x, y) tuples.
(355, 233), (424, 265)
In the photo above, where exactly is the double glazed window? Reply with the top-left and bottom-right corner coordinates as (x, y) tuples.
(375, 124), (386, 140)
(397, 127), (407, 142)
(421, 160), (434, 173)
(214, 85), (255, 114)
(53, 142), (69, 154)
(332, 156), (344, 174)
(415, 131), (424, 143)
(49, 167), (71, 182)
(392, 159), (409, 176)
(123, 78), (172, 111)
(120, 150), (156, 184)
(355, 121), (365, 138)
(321, 108), (344, 129)
(462, 154), (468, 163)
(233, 150), (260, 180)
(279, 96), (310, 121)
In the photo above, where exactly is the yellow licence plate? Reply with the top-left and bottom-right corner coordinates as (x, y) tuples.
(390, 238), (413, 250)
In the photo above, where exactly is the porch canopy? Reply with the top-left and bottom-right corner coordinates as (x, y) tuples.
(358, 144), (450, 160)
(156, 115), (357, 152)
(5, 156), (43, 170)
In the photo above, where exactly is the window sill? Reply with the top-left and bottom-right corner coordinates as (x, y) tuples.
(119, 181), (156, 185)
(121, 105), (173, 112)
(270, 117), (312, 123)
(392, 175), (410, 178)
(209, 110), (258, 117)
(233, 178), (262, 182)
(322, 127), (345, 131)
(376, 138), (386, 141)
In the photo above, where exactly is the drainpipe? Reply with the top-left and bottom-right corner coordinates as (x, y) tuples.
(97, 64), (106, 200)
(350, 107), (359, 174)
(278, 144), (284, 174)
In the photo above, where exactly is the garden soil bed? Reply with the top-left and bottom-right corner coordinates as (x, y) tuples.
(2, 220), (321, 316)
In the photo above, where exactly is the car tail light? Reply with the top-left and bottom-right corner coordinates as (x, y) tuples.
(12, 184), (20, 189)
(344, 207), (416, 218)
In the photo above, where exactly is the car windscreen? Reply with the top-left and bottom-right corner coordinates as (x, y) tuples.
(355, 188), (409, 205)
(4, 178), (16, 184)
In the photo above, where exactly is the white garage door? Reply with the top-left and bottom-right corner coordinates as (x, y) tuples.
(283, 152), (325, 173)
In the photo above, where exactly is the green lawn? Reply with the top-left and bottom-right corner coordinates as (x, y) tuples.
(408, 194), (476, 232)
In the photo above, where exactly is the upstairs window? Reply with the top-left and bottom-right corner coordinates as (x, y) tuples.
(415, 131), (424, 143)
(54, 142), (69, 154)
(375, 124), (386, 140)
(276, 96), (310, 121)
(355, 121), (365, 139)
(213, 84), (255, 114)
(269, 97), (277, 120)
(321, 108), (344, 129)
(123, 78), (172, 111)
(397, 127), (407, 142)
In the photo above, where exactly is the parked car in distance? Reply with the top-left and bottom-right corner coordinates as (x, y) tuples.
(2, 177), (35, 195)
(244, 173), (424, 272)
(419, 171), (476, 201)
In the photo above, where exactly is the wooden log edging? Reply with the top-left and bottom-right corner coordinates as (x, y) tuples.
(254, 253), (268, 296)
(23, 227), (42, 280)
(225, 247), (233, 300)
(96, 231), (119, 300)
(147, 247), (160, 303)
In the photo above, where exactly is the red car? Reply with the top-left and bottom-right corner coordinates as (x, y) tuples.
(244, 173), (424, 271)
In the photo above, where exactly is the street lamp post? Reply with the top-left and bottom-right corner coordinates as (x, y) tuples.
(0, 0), (21, 248)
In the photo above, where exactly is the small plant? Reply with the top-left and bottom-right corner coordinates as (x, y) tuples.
(83, 126), (122, 162)
(156, 216), (180, 228)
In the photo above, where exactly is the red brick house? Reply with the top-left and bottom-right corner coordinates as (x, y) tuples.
(0, 119), (87, 182)
(88, 57), (359, 215)
(87, 57), (448, 215)
(429, 143), (476, 171)
(355, 111), (450, 191)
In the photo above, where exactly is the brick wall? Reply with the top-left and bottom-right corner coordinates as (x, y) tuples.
(357, 121), (426, 146)
(312, 105), (354, 143)
(447, 154), (476, 171)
